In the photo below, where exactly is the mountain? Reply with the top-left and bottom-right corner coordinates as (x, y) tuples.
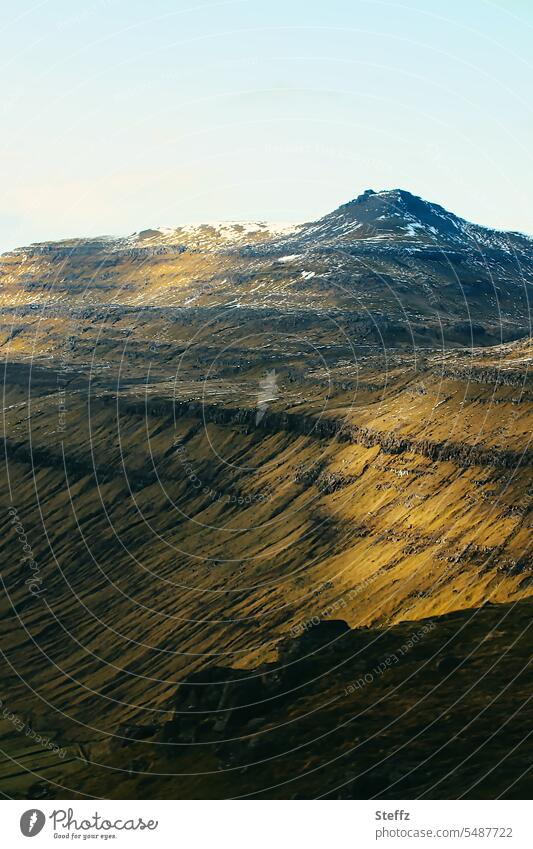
(0, 190), (532, 800)
(300, 188), (533, 253)
(2, 189), (532, 351)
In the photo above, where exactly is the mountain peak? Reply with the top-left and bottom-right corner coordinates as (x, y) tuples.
(303, 187), (471, 246)
(347, 187), (440, 211)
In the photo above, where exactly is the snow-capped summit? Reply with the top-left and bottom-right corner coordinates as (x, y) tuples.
(299, 188), (532, 255)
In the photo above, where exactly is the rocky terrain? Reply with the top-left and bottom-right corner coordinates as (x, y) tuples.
(0, 190), (531, 798)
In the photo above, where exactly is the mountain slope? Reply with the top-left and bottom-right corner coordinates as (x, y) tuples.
(0, 190), (532, 799)
(1, 190), (532, 350)
(1, 600), (531, 799)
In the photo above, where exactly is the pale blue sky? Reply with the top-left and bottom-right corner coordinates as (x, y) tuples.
(0, 0), (532, 251)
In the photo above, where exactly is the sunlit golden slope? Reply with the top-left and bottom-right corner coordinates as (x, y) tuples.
(1, 347), (532, 734)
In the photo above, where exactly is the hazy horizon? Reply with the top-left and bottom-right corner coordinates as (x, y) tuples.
(3, 184), (533, 252)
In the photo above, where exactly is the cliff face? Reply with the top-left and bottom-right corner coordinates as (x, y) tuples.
(128, 397), (533, 470)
